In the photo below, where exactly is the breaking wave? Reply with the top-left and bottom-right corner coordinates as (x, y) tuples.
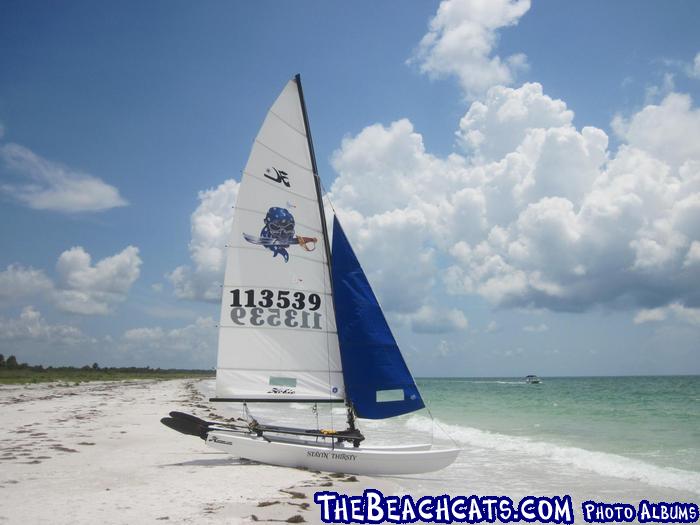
(404, 415), (700, 495)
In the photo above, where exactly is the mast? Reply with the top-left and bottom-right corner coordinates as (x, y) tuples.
(294, 74), (357, 432)
(294, 74), (334, 296)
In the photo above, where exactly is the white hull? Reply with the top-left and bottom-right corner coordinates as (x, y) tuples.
(206, 430), (459, 475)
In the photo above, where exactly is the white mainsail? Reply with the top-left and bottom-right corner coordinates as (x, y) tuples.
(215, 78), (344, 402)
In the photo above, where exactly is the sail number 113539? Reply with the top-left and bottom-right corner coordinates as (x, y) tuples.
(229, 288), (323, 330)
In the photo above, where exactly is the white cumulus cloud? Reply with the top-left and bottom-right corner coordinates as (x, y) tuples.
(0, 246), (141, 315)
(523, 323), (548, 332)
(613, 93), (700, 169)
(684, 241), (700, 267)
(0, 264), (53, 300)
(408, 305), (469, 334)
(687, 52), (700, 79)
(0, 143), (127, 212)
(0, 306), (93, 345)
(634, 303), (700, 326)
(123, 326), (166, 342)
(169, 179), (239, 302)
(169, 5), (700, 330)
(457, 82), (574, 161)
(328, 82), (700, 318)
(119, 317), (217, 368)
(410, 0), (531, 99)
(53, 246), (142, 315)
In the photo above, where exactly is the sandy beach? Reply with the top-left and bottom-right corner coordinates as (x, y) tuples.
(2, 378), (698, 524)
(0, 379), (396, 524)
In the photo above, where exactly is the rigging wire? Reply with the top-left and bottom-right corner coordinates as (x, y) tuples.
(319, 178), (340, 444)
(312, 403), (320, 443)
(321, 193), (335, 444)
(322, 199), (337, 443)
(320, 181), (338, 216)
(425, 404), (460, 449)
(312, 402), (319, 430)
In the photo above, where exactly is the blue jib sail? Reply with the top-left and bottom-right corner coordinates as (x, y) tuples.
(331, 217), (425, 419)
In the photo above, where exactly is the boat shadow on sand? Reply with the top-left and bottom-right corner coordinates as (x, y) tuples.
(160, 454), (259, 468)
(160, 454), (449, 486)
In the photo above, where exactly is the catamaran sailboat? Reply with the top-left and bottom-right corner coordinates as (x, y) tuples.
(161, 74), (459, 475)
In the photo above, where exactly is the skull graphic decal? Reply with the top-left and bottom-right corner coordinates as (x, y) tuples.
(243, 207), (317, 262)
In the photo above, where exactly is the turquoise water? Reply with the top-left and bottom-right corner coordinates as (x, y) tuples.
(418, 376), (700, 474)
(418, 376), (700, 472)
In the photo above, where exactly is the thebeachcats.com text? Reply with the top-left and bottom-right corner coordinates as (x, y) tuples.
(313, 490), (700, 524)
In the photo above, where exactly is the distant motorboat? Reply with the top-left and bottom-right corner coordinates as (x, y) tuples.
(525, 375), (542, 384)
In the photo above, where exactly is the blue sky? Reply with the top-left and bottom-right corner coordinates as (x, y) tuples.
(1, 0), (699, 375)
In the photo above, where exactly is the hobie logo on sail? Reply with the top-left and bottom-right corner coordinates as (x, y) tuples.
(243, 206), (317, 262)
(264, 167), (290, 187)
(268, 387), (295, 394)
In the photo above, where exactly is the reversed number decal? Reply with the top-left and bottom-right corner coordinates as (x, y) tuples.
(230, 307), (322, 329)
(229, 289), (323, 330)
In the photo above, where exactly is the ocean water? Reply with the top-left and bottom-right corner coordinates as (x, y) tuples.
(421, 376), (700, 473)
(201, 376), (700, 503)
(402, 376), (700, 500)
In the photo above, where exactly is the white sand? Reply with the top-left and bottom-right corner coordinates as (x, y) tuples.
(0, 379), (398, 524)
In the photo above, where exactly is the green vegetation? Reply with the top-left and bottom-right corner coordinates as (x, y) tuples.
(0, 354), (214, 385)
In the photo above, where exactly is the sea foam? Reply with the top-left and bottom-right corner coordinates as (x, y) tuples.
(404, 415), (700, 495)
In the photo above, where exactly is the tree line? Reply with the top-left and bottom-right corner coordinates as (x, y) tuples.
(0, 354), (212, 374)
(0, 354), (22, 369)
